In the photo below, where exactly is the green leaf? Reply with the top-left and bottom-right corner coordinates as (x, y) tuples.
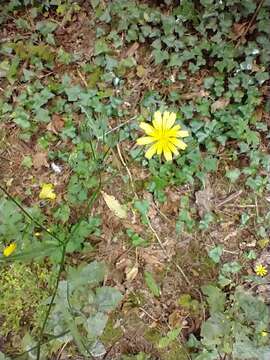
(65, 85), (82, 102)
(94, 39), (109, 55)
(202, 285), (225, 314)
(87, 312), (108, 338)
(21, 155), (33, 169)
(36, 20), (58, 36)
(226, 168), (241, 183)
(208, 245), (223, 264)
(68, 261), (106, 290)
(144, 271), (160, 297)
(134, 200), (149, 224)
(95, 286), (123, 312)
(0, 243), (59, 263)
(152, 49), (169, 65)
(158, 327), (181, 348)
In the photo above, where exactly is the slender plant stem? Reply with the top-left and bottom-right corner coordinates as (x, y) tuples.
(36, 242), (67, 360)
(0, 185), (64, 245)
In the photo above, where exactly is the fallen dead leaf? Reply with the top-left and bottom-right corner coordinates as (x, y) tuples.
(46, 114), (65, 134)
(126, 264), (139, 281)
(32, 152), (49, 169)
(123, 42), (139, 58)
(181, 90), (209, 100)
(211, 98), (230, 112)
(195, 185), (214, 218)
(102, 191), (127, 219)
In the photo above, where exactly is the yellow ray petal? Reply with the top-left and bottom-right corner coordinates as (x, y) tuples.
(167, 142), (179, 156)
(178, 130), (189, 138)
(156, 141), (163, 155)
(169, 138), (187, 150)
(163, 145), (173, 161)
(139, 122), (156, 136)
(153, 111), (162, 131)
(166, 125), (181, 137)
(164, 112), (176, 130)
(145, 143), (159, 159)
(137, 136), (156, 145)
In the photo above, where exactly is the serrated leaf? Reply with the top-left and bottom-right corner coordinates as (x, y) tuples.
(144, 271), (160, 297)
(102, 192), (127, 219)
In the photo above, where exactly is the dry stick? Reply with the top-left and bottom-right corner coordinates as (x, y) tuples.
(236, 0), (265, 46)
(116, 143), (138, 199)
(215, 190), (243, 208)
(139, 307), (159, 323)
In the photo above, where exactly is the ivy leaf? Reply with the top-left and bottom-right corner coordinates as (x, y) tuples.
(95, 287), (123, 312)
(208, 245), (223, 264)
(36, 20), (58, 36)
(152, 49), (169, 64)
(65, 85), (82, 102)
(94, 39), (109, 55)
(144, 271), (161, 297)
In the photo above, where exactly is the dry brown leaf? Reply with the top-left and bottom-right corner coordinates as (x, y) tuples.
(47, 114), (65, 134)
(125, 264), (139, 281)
(32, 152), (49, 169)
(195, 185), (214, 218)
(181, 90), (209, 100)
(211, 98), (230, 112)
(124, 42), (139, 58)
(102, 191), (127, 219)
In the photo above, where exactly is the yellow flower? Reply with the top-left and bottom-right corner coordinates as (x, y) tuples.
(261, 331), (268, 337)
(136, 111), (189, 161)
(255, 264), (268, 277)
(3, 242), (17, 257)
(39, 183), (56, 200)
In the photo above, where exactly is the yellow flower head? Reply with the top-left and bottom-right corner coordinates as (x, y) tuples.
(261, 331), (268, 337)
(136, 111), (189, 161)
(39, 183), (56, 200)
(255, 264), (268, 277)
(3, 242), (17, 257)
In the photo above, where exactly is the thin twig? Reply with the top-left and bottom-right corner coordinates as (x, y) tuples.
(104, 116), (136, 136)
(139, 307), (159, 322)
(116, 143), (137, 198)
(215, 190), (243, 208)
(236, 0), (265, 46)
(77, 69), (88, 87)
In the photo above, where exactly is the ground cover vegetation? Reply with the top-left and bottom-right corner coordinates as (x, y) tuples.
(0, 0), (270, 359)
